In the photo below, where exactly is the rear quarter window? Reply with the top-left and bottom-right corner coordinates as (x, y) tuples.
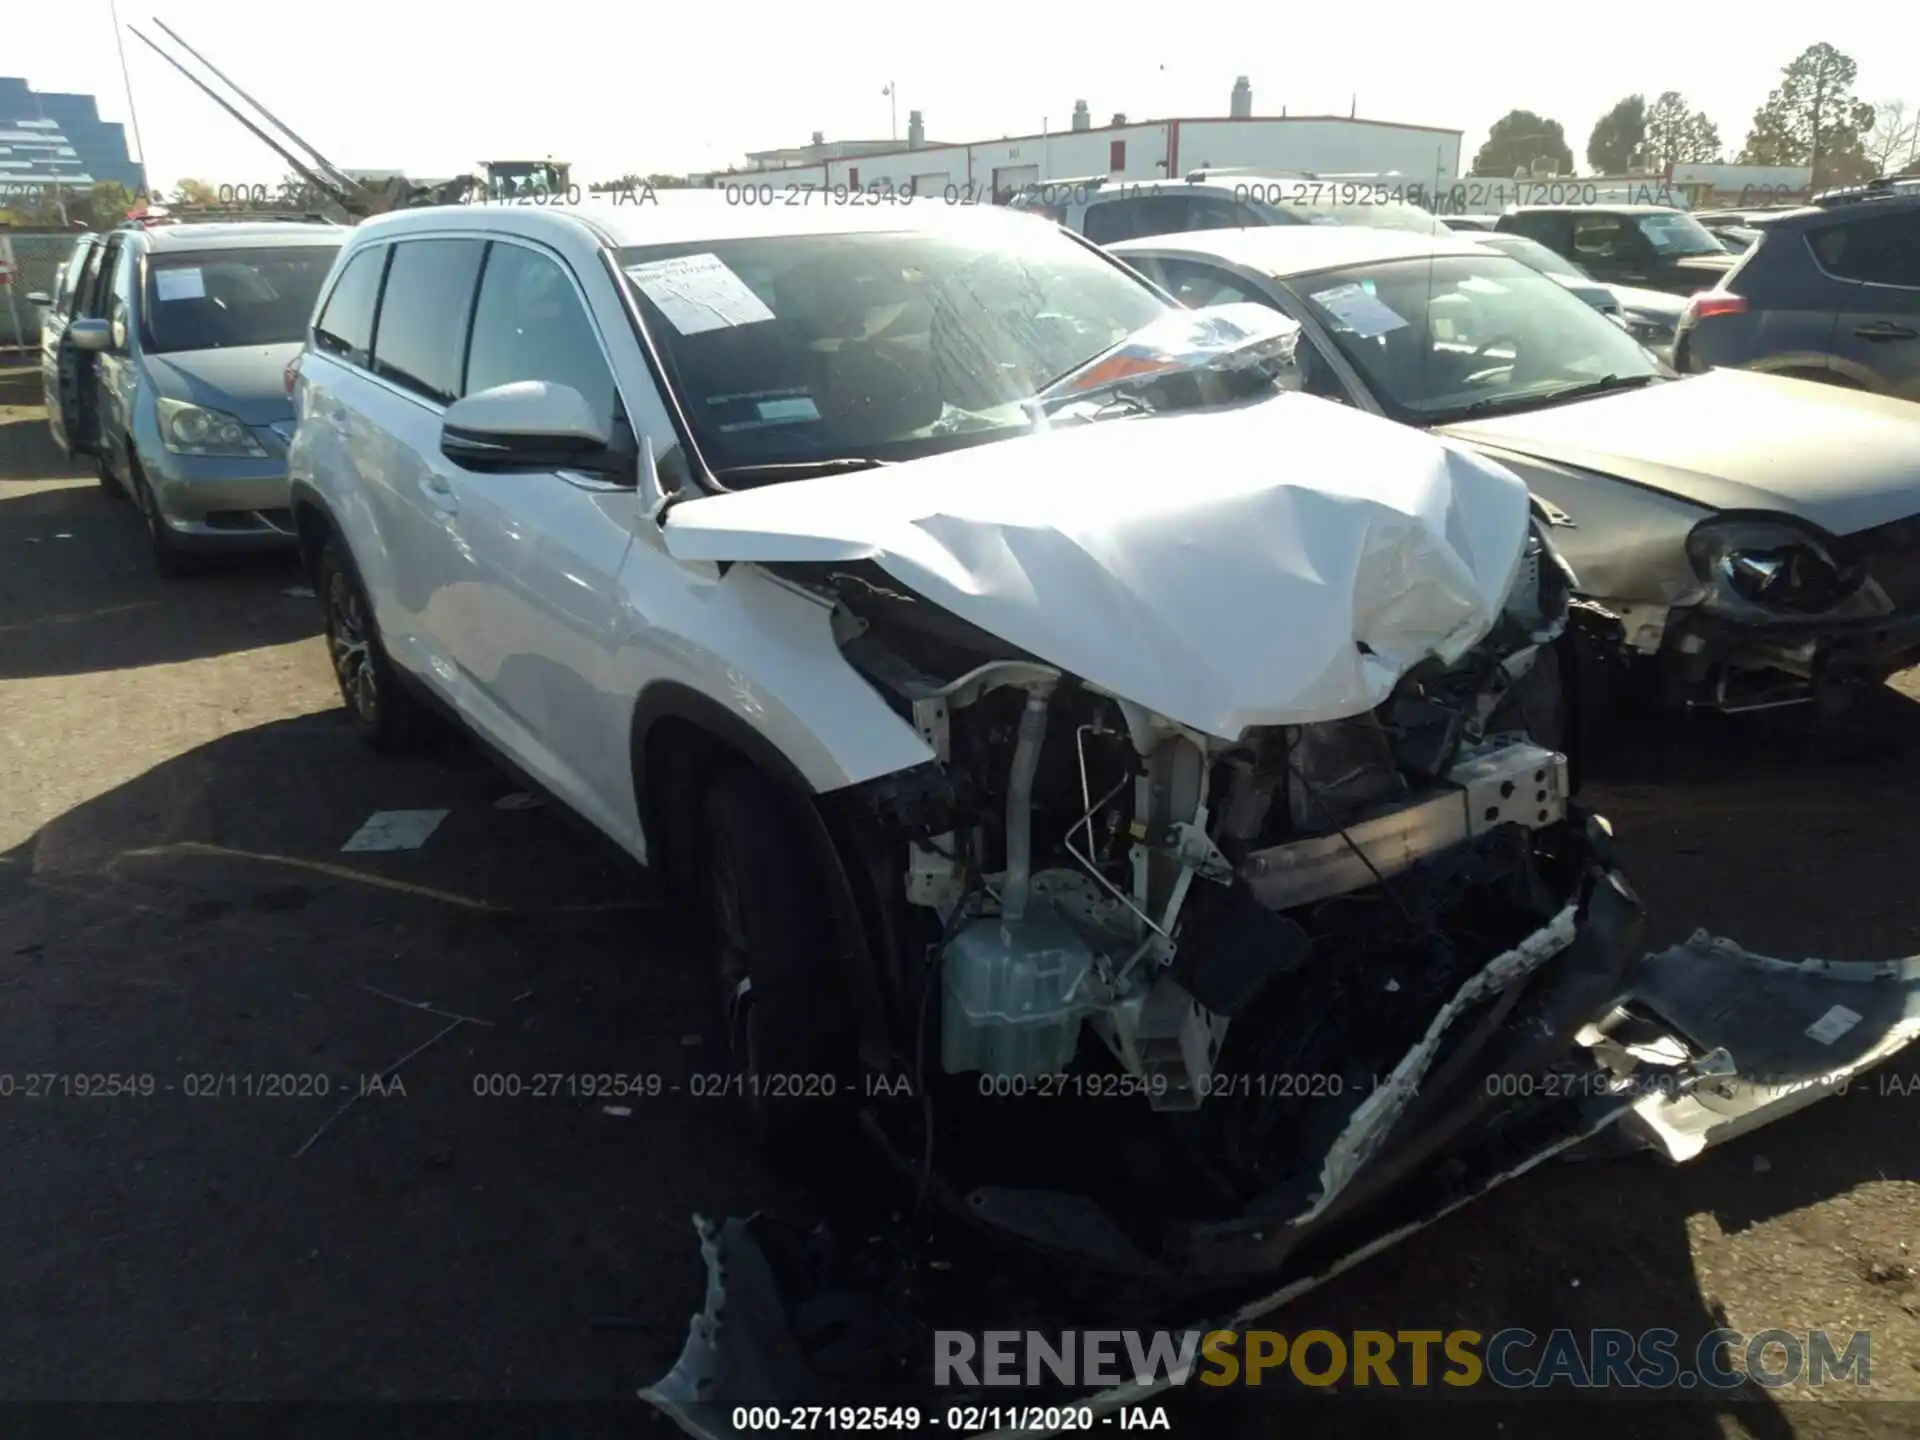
(313, 244), (388, 368)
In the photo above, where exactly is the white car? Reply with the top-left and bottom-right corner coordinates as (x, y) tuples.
(288, 196), (1920, 1323)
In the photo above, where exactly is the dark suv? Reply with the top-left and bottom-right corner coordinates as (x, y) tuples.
(1494, 204), (1737, 295)
(1672, 193), (1920, 401)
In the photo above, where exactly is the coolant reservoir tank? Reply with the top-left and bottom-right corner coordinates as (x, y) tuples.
(940, 910), (1098, 1078)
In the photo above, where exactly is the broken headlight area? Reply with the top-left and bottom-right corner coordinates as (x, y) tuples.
(1683, 515), (1883, 621)
(783, 523), (1657, 1289)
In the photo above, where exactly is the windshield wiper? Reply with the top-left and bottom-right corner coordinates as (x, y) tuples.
(1453, 372), (1662, 418)
(711, 457), (895, 484)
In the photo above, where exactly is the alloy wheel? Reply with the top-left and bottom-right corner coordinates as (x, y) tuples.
(326, 570), (380, 724)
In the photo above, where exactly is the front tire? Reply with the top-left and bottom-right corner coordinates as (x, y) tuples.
(131, 465), (199, 578)
(698, 762), (860, 1164)
(316, 537), (425, 753)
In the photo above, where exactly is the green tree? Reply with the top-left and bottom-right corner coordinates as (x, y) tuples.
(1586, 95), (1646, 173)
(1473, 111), (1574, 177)
(1645, 92), (1723, 168)
(590, 172), (694, 192)
(169, 177), (220, 206)
(83, 181), (138, 226)
(1737, 43), (1878, 188)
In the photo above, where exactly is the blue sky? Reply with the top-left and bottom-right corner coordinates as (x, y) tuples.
(17, 0), (1918, 192)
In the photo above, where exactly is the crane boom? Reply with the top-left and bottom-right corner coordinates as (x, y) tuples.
(150, 18), (363, 199)
(127, 19), (477, 219)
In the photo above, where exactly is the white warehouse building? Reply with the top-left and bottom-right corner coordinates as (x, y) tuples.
(701, 80), (1462, 203)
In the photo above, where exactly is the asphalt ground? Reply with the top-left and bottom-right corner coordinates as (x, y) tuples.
(5, 362), (1920, 1437)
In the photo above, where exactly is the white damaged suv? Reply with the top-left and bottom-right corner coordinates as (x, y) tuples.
(290, 195), (1920, 1302)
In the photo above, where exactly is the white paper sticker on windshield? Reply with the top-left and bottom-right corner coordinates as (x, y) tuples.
(1310, 282), (1409, 339)
(625, 253), (775, 336)
(757, 397), (820, 422)
(155, 267), (206, 301)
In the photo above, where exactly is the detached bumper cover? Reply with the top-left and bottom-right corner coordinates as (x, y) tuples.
(641, 924), (1920, 1440)
(1622, 930), (1920, 1159)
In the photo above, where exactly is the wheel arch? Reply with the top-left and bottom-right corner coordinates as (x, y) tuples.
(631, 683), (897, 1067)
(289, 480), (340, 584)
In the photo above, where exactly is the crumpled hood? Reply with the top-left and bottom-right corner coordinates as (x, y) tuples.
(1438, 369), (1920, 538)
(663, 394), (1532, 740)
(144, 342), (300, 426)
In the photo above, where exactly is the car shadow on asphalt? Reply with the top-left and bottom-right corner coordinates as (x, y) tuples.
(0, 711), (882, 1403)
(0, 460), (319, 682)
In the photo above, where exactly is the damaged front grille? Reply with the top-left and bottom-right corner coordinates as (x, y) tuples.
(804, 514), (1606, 1268)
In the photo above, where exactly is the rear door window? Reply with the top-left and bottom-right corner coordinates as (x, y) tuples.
(1083, 195), (1195, 244)
(1810, 213), (1920, 288)
(71, 240), (112, 319)
(55, 240), (94, 315)
(1501, 212), (1572, 252)
(313, 245), (388, 368)
(368, 238), (487, 404)
(1187, 194), (1259, 231)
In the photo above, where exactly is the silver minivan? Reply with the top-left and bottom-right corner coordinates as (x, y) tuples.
(33, 219), (347, 575)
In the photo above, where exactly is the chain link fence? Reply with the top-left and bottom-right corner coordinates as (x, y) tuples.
(1, 233), (82, 354)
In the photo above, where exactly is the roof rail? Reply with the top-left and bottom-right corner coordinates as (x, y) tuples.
(1811, 174), (1920, 207)
(1184, 166), (1315, 183)
(1014, 174), (1108, 192)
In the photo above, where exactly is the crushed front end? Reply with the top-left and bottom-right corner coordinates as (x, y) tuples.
(782, 511), (1693, 1291)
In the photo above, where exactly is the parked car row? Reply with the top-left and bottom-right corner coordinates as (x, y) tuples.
(30, 216), (349, 574)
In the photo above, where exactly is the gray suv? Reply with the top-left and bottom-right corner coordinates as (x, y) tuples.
(1672, 194), (1920, 401)
(33, 219), (348, 575)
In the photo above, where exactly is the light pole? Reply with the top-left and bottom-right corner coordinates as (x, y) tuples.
(882, 83), (896, 143)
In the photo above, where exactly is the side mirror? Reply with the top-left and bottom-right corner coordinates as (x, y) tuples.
(25, 291), (53, 307)
(440, 381), (620, 474)
(68, 318), (112, 353)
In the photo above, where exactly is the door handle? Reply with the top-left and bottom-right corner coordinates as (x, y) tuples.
(418, 475), (458, 512)
(1854, 322), (1918, 341)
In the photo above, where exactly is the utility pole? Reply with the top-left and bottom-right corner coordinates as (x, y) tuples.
(883, 82), (897, 142)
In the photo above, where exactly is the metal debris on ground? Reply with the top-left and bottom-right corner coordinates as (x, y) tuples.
(341, 809), (451, 852)
(292, 1015), (467, 1159)
(292, 991), (495, 1159)
(361, 982), (496, 1028)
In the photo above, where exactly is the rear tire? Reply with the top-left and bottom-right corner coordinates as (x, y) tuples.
(698, 762), (860, 1165)
(316, 536), (426, 753)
